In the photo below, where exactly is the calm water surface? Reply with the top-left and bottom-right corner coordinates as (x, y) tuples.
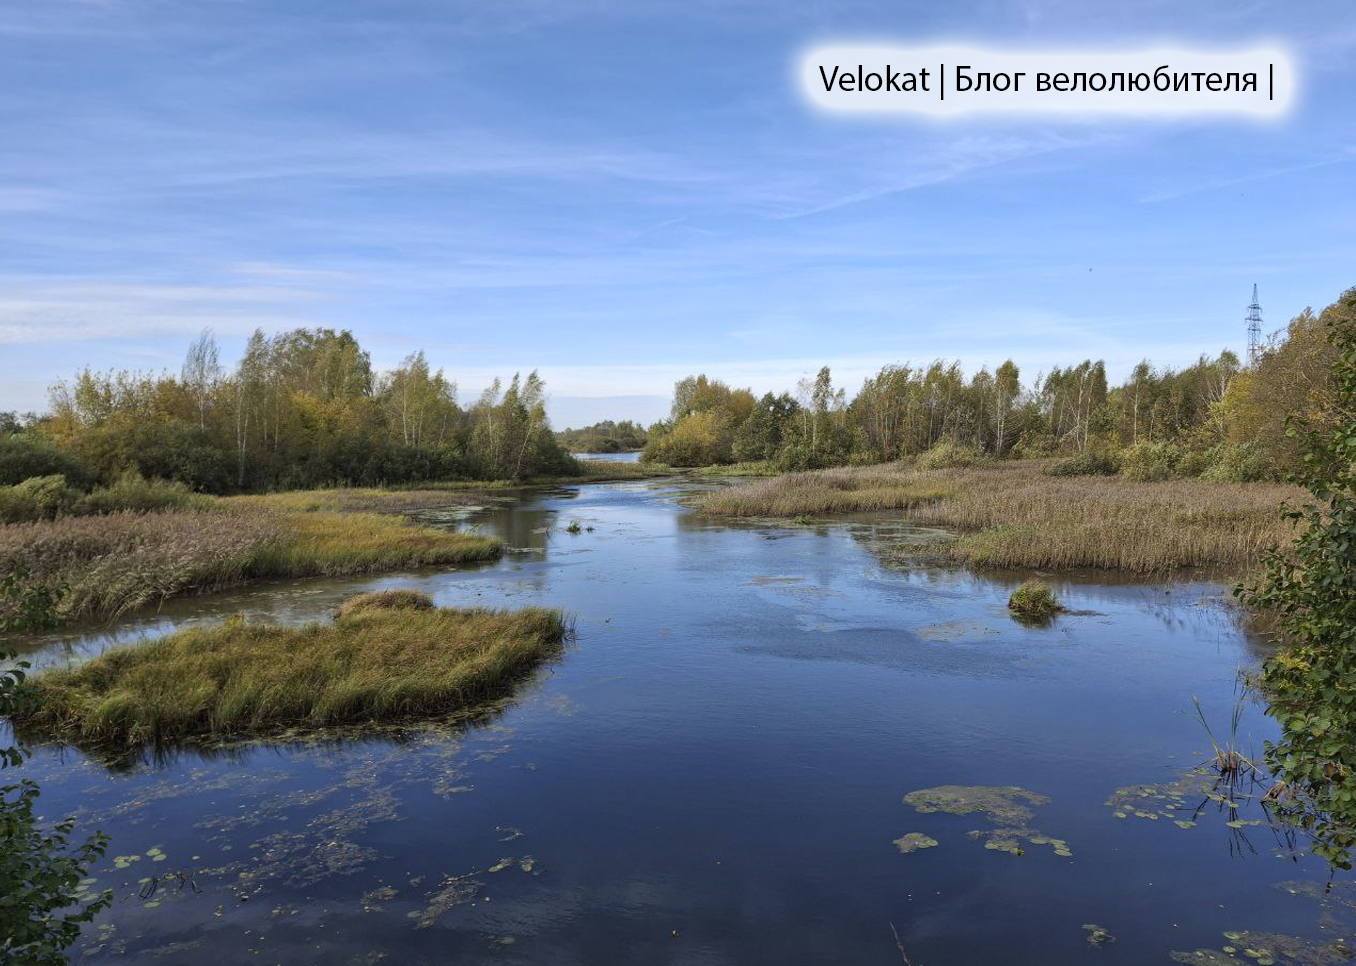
(14, 477), (1351, 965)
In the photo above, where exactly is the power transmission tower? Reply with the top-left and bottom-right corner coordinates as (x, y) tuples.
(1246, 284), (1263, 364)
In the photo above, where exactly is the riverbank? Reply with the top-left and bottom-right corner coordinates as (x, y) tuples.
(700, 460), (1299, 573)
(11, 591), (568, 747)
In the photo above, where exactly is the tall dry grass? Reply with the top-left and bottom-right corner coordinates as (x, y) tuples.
(701, 463), (953, 517)
(701, 461), (1300, 573)
(12, 601), (568, 746)
(0, 504), (502, 625)
(0, 511), (280, 623)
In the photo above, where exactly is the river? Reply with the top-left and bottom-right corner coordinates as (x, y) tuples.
(12, 476), (1348, 965)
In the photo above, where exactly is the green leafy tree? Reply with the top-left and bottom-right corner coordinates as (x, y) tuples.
(1239, 296), (1356, 868)
(2, 568), (112, 963)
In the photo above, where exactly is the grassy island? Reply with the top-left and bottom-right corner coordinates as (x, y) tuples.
(11, 591), (568, 747)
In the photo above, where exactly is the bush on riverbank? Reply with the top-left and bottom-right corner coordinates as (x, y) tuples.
(0, 473), (204, 523)
(701, 461), (1297, 573)
(10, 600), (568, 746)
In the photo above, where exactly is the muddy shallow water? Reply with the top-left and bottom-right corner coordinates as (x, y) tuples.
(10, 477), (1351, 965)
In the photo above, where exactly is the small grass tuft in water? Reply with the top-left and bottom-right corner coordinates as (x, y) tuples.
(10, 604), (569, 747)
(1008, 580), (1064, 621)
(335, 588), (435, 619)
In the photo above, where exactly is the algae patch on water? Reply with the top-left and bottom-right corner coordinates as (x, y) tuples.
(1083, 923), (1116, 947)
(893, 833), (939, 854)
(1171, 931), (1355, 966)
(902, 785), (1071, 857)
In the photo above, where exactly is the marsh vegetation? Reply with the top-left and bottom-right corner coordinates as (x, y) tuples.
(10, 592), (567, 747)
(0, 492), (503, 627)
(702, 460), (1297, 573)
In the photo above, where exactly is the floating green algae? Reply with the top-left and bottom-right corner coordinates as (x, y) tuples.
(1171, 931), (1354, 966)
(1083, 923), (1115, 947)
(893, 833), (939, 854)
(902, 785), (1070, 857)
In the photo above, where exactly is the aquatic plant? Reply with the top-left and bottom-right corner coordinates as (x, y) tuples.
(10, 605), (569, 747)
(334, 588), (435, 619)
(1082, 924), (1115, 947)
(702, 460), (1296, 573)
(1007, 580), (1064, 621)
(892, 833), (938, 854)
(1171, 930), (1353, 966)
(902, 785), (1070, 857)
(565, 520), (582, 533)
(1192, 696), (1256, 780)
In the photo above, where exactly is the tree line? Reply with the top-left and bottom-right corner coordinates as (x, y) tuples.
(2, 328), (577, 492)
(641, 287), (1356, 480)
(2, 287), (1351, 491)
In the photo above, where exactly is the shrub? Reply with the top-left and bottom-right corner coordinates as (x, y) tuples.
(0, 475), (82, 524)
(0, 437), (90, 488)
(336, 588), (435, 619)
(1201, 441), (1273, 483)
(1044, 451), (1121, 477)
(916, 440), (983, 470)
(1175, 448), (1213, 478)
(1119, 441), (1187, 482)
(76, 474), (201, 515)
(1238, 303), (1356, 867)
(1008, 579), (1064, 620)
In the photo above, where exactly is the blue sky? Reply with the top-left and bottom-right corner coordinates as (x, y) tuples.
(1, 0), (1353, 428)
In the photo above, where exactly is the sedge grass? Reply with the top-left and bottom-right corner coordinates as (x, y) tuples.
(1007, 580), (1064, 620)
(11, 600), (568, 747)
(701, 460), (1299, 573)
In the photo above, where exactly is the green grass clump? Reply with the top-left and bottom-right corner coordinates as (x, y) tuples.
(11, 602), (568, 747)
(334, 588), (435, 619)
(1007, 580), (1064, 620)
(245, 511), (501, 577)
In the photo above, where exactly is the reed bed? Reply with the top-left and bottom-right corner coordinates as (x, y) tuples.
(11, 600), (568, 746)
(701, 461), (1300, 573)
(0, 507), (502, 625)
(700, 463), (953, 517)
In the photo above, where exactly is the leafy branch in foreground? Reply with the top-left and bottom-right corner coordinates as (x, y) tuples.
(2, 566), (112, 965)
(1239, 289), (1356, 869)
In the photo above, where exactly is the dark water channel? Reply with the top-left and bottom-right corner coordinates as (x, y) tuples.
(13, 477), (1352, 965)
